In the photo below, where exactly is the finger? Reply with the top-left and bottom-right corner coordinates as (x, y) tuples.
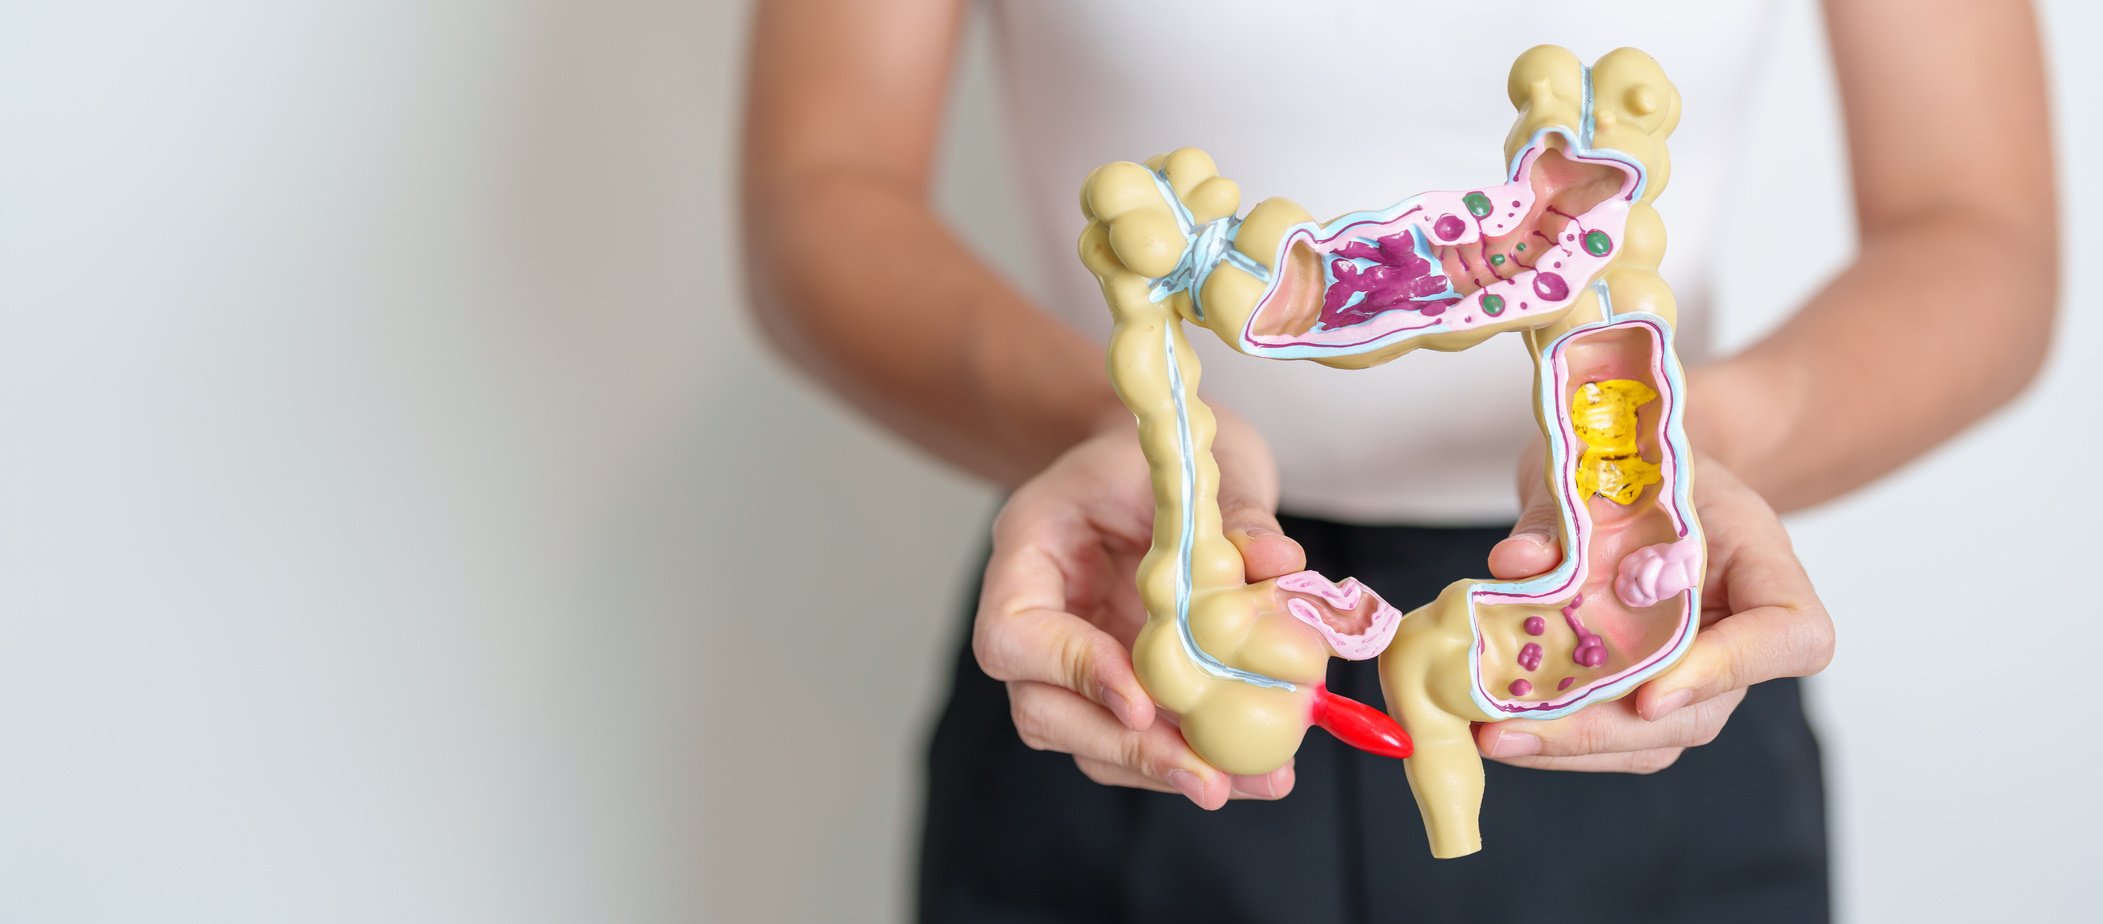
(1210, 416), (1304, 582)
(1635, 599), (1835, 720)
(975, 542), (1154, 730)
(1635, 521), (1836, 719)
(1216, 486), (1303, 582)
(1008, 681), (1229, 809)
(1492, 747), (1686, 775)
(1477, 689), (1743, 759)
(1071, 756), (1171, 792)
(1073, 756), (1298, 801)
(1228, 760), (1298, 800)
(1489, 446), (1562, 580)
(1225, 522), (1307, 583)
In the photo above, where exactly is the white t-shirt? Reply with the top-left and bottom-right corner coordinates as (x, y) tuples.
(989, 1), (1780, 524)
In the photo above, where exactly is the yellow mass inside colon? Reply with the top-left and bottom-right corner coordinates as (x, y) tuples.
(1571, 379), (1661, 505)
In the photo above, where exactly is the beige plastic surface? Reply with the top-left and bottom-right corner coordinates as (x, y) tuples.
(1077, 46), (1692, 858)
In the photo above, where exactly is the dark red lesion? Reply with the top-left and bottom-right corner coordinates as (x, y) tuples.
(1321, 231), (1460, 326)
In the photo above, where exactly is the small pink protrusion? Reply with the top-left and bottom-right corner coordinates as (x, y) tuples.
(1277, 571), (1402, 661)
(1614, 538), (1703, 609)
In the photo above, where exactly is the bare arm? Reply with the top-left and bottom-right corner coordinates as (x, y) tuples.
(1691, 0), (2058, 511)
(739, 0), (1123, 487)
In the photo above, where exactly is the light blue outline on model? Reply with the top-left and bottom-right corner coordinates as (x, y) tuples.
(1232, 125), (1646, 362)
(1143, 76), (1671, 695)
(1458, 285), (1703, 720)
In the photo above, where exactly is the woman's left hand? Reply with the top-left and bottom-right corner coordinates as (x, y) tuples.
(1473, 452), (1837, 772)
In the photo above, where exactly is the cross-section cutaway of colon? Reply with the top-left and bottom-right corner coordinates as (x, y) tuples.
(1076, 45), (1701, 858)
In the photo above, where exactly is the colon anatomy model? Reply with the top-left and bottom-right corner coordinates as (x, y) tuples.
(1076, 46), (1702, 859)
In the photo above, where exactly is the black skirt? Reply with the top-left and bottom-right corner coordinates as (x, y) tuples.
(919, 517), (1829, 923)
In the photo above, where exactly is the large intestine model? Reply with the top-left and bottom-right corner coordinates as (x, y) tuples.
(1076, 46), (1703, 858)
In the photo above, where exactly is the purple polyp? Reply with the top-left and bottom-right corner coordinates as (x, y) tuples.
(1533, 271), (1570, 301)
(1321, 231), (1458, 328)
(1523, 616), (1545, 636)
(1562, 592), (1608, 668)
(1433, 214), (1466, 240)
(1508, 679), (1533, 697)
(1518, 643), (1543, 672)
(1557, 676), (1576, 691)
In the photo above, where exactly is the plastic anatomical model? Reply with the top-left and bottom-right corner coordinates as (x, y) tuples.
(1076, 45), (1702, 858)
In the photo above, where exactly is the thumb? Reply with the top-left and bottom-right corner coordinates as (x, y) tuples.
(1216, 477), (1306, 585)
(1221, 501), (1306, 583)
(1209, 409), (1306, 582)
(1489, 446), (1562, 579)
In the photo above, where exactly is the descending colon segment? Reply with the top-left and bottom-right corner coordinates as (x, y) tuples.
(1074, 45), (1700, 858)
(1080, 171), (1418, 775)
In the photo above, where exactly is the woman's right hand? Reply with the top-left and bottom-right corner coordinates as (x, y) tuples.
(972, 412), (1308, 808)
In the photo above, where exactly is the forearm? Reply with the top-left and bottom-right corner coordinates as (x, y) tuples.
(1691, 212), (2055, 511)
(739, 0), (1121, 486)
(743, 171), (1121, 486)
(1689, 0), (2057, 512)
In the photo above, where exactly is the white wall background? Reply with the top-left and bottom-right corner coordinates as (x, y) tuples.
(0, 1), (2095, 921)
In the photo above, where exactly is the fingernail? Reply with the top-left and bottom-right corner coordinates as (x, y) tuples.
(1521, 532), (1553, 551)
(1234, 761), (1294, 799)
(1647, 688), (1694, 721)
(1486, 730), (1541, 758)
(1100, 687), (1135, 729)
(1243, 527), (1277, 539)
(1167, 769), (1206, 805)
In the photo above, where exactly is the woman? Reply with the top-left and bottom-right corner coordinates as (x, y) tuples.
(740, 1), (2055, 920)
